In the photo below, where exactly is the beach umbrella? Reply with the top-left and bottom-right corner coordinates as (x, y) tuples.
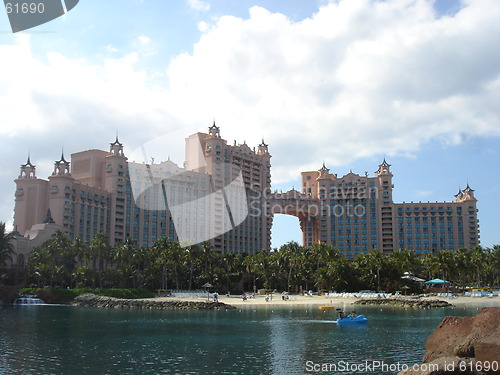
(401, 274), (426, 282)
(202, 282), (213, 301)
(424, 279), (450, 285)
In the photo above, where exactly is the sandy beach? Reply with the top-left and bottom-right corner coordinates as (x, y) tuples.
(155, 294), (500, 308)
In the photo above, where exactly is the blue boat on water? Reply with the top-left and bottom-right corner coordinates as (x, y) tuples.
(336, 315), (368, 325)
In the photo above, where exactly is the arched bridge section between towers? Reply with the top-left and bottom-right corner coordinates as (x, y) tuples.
(268, 190), (321, 243)
(269, 191), (320, 217)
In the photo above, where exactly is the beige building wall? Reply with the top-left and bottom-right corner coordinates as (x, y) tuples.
(71, 149), (108, 189)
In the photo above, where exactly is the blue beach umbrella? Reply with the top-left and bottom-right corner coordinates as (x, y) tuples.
(424, 278), (451, 285)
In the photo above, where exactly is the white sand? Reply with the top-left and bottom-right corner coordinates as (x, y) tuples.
(154, 294), (500, 308)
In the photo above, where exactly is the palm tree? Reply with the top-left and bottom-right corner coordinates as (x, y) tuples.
(434, 250), (455, 281)
(317, 255), (352, 292)
(152, 237), (171, 290)
(422, 253), (440, 280)
(220, 252), (239, 292)
(311, 243), (341, 291)
(390, 248), (418, 275)
(199, 241), (217, 285)
(454, 248), (471, 288)
(184, 244), (201, 290)
(0, 222), (15, 267)
(89, 233), (111, 288)
(485, 245), (500, 286)
(72, 237), (88, 268)
(366, 248), (384, 291)
(114, 238), (139, 288)
(470, 246), (485, 286)
(278, 241), (307, 293)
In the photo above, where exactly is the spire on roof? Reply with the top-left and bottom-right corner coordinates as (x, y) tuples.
(209, 120), (219, 130)
(464, 182), (474, 192)
(380, 157), (390, 167)
(42, 208), (55, 224)
(110, 133), (122, 146)
(319, 161), (328, 171)
(56, 149), (70, 165)
(454, 187), (463, 197)
(21, 152), (35, 168)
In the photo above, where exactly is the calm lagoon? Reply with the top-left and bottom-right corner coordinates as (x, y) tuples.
(0, 304), (481, 375)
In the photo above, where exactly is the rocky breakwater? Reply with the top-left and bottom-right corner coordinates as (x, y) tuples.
(398, 307), (500, 375)
(354, 297), (453, 308)
(73, 293), (236, 311)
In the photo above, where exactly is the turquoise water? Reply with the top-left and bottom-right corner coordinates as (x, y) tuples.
(0, 304), (481, 375)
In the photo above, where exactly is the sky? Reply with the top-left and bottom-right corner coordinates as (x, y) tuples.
(0, 0), (499, 249)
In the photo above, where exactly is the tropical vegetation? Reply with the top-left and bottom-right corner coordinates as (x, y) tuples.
(0, 222), (15, 267)
(19, 230), (500, 294)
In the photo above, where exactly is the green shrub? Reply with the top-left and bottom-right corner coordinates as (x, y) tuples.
(19, 287), (38, 296)
(18, 287), (154, 303)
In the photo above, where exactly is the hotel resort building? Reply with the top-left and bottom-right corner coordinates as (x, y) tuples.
(270, 160), (479, 258)
(12, 124), (479, 261)
(13, 124), (272, 255)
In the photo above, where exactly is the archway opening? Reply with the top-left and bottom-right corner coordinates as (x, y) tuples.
(271, 214), (302, 250)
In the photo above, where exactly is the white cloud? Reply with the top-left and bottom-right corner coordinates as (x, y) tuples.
(105, 45), (118, 53)
(0, 34), (180, 226)
(137, 36), (151, 45)
(187, 0), (210, 12)
(165, 0), (500, 182)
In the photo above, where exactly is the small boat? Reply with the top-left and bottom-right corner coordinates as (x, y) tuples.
(336, 315), (368, 325)
(318, 306), (335, 311)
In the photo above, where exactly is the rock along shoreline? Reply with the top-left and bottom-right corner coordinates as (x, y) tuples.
(72, 293), (236, 311)
(354, 297), (453, 308)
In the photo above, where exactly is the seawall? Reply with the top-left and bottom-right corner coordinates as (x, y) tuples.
(72, 293), (236, 310)
(354, 297), (453, 308)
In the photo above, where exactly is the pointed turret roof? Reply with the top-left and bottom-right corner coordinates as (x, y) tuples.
(454, 187), (463, 197)
(110, 134), (123, 146)
(380, 157), (390, 167)
(21, 153), (35, 168)
(56, 150), (70, 165)
(259, 138), (268, 147)
(209, 120), (219, 130)
(463, 182), (474, 192)
(319, 162), (329, 172)
(42, 208), (55, 224)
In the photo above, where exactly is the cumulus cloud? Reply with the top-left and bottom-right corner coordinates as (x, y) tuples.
(187, 0), (210, 12)
(0, 35), (179, 228)
(165, 0), (500, 181)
